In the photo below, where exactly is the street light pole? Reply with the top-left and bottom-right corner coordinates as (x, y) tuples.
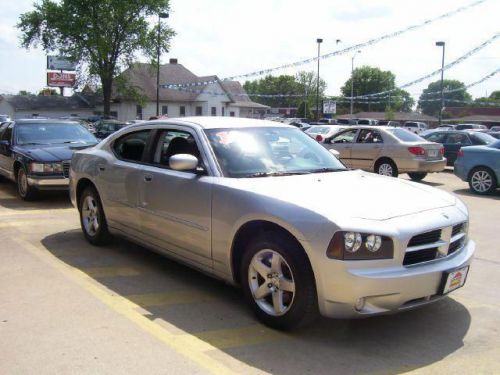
(316, 38), (323, 121)
(156, 12), (169, 117)
(436, 41), (446, 126)
(350, 50), (361, 117)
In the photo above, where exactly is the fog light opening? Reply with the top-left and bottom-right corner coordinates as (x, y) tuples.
(355, 297), (365, 312)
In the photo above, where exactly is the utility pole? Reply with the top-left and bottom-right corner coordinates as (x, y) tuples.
(436, 41), (446, 126)
(156, 12), (169, 116)
(350, 50), (361, 117)
(316, 38), (323, 121)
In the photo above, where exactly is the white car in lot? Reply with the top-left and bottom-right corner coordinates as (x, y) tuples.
(305, 125), (346, 141)
(403, 121), (428, 134)
(70, 117), (474, 330)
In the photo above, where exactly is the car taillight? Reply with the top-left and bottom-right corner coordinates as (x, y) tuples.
(408, 146), (425, 156)
(315, 134), (323, 142)
(457, 148), (464, 157)
(439, 147), (445, 155)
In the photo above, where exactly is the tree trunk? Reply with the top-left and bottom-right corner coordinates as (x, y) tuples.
(101, 76), (113, 117)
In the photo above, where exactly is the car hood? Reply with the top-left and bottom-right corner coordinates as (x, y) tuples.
(14, 143), (96, 162)
(223, 169), (456, 221)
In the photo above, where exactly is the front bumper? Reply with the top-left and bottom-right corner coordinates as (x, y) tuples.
(316, 240), (474, 318)
(398, 157), (446, 173)
(27, 175), (69, 190)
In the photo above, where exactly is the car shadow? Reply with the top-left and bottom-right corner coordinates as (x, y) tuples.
(0, 181), (72, 210)
(453, 188), (500, 200)
(41, 230), (472, 374)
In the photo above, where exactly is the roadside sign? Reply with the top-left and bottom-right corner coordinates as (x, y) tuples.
(47, 56), (77, 71)
(323, 100), (337, 114)
(47, 72), (76, 87)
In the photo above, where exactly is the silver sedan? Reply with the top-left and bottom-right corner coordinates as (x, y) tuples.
(322, 126), (447, 181)
(70, 117), (474, 330)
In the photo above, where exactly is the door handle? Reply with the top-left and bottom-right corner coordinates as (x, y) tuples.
(98, 166), (105, 171)
(144, 175), (152, 182)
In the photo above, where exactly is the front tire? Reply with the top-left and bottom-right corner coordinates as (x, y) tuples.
(408, 172), (427, 181)
(468, 167), (497, 195)
(375, 159), (398, 177)
(17, 167), (37, 200)
(79, 186), (112, 245)
(241, 232), (318, 330)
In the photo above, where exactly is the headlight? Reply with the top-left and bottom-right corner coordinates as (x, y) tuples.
(30, 162), (63, 173)
(327, 231), (393, 260)
(30, 163), (45, 173)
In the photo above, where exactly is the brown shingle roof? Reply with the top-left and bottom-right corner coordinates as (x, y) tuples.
(336, 112), (437, 122)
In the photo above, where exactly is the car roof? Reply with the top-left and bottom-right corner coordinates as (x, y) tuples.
(136, 116), (293, 130)
(13, 119), (81, 124)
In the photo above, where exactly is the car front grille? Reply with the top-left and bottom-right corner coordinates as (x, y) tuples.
(62, 161), (71, 178)
(404, 222), (467, 266)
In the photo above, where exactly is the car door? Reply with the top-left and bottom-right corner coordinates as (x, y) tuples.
(443, 133), (471, 165)
(138, 127), (212, 268)
(98, 129), (153, 236)
(0, 123), (14, 178)
(350, 129), (384, 170)
(324, 128), (358, 167)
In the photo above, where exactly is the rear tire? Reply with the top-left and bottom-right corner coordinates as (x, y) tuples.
(240, 232), (318, 330)
(468, 167), (497, 195)
(375, 159), (398, 177)
(408, 172), (427, 181)
(16, 167), (38, 201)
(79, 186), (112, 245)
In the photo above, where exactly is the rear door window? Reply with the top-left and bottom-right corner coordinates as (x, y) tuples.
(445, 133), (471, 145)
(331, 129), (358, 143)
(426, 132), (446, 143)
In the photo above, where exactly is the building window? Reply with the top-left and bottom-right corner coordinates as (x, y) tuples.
(221, 107), (225, 116)
(196, 106), (202, 116)
(162, 105), (168, 115)
(230, 111), (235, 117)
(136, 105), (143, 120)
(180, 106), (185, 116)
(211, 107), (216, 116)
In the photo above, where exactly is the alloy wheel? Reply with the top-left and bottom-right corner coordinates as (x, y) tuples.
(248, 249), (295, 316)
(378, 163), (393, 176)
(471, 170), (493, 193)
(82, 195), (100, 236)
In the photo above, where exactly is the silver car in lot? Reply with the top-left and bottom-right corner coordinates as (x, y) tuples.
(70, 117), (474, 329)
(322, 126), (446, 181)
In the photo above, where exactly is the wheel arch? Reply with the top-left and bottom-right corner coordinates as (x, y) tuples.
(230, 220), (312, 285)
(374, 156), (396, 170)
(76, 178), (98, 209)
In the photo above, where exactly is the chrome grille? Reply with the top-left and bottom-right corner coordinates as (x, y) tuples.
(62, 161), (71, 178)
(404, 222), (467, 266)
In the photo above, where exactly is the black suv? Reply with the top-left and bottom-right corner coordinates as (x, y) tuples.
(0, 119), (97, 200)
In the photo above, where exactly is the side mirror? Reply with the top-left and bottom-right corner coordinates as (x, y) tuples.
(169, 154), (199, 171)
(0, 140), (10, 147)
(329, 149), (340, 158)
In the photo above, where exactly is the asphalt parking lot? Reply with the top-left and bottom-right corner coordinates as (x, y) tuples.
(0, 171), (499, 375)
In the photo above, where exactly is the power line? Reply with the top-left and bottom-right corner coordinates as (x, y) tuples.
(162, 0), (487, 89)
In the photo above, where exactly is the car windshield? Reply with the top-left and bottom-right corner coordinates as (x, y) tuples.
(205, 127), (347, 178)
(16, 123), (97, 145)
(386, 128), (425, 142)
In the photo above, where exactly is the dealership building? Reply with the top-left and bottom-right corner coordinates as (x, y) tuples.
(0, 59), (269, 121)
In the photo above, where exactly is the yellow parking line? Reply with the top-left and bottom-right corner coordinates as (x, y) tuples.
(82, 266), (141, 278)
(193, 325), (289, 350)
(127, 290), (217, 307)
(13, 237), (238, 375)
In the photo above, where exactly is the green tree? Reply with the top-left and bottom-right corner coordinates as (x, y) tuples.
(17, 90), (35, 96)
(339, 66), (413, 112)
(18, 0), (175, 116)
(417, 80), (472, 115)
(38, 88), (59, 96)
(243, 71), (326, 114)
(489, 90), (500, 100)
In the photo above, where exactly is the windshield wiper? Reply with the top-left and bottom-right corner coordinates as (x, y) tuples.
(245, 171), (311, 178)
(308, 167), (347, 173)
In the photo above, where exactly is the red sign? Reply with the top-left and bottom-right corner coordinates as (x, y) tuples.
(47, 72), (76, 87)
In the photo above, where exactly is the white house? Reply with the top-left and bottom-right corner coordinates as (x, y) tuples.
(102, 59), (269, 121)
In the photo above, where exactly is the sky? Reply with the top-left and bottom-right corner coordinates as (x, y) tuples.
(0, 0), (499, 103)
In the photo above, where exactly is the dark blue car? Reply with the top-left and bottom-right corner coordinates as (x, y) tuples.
(454, 140), (500, 195)
(0, 119), (97, 200)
